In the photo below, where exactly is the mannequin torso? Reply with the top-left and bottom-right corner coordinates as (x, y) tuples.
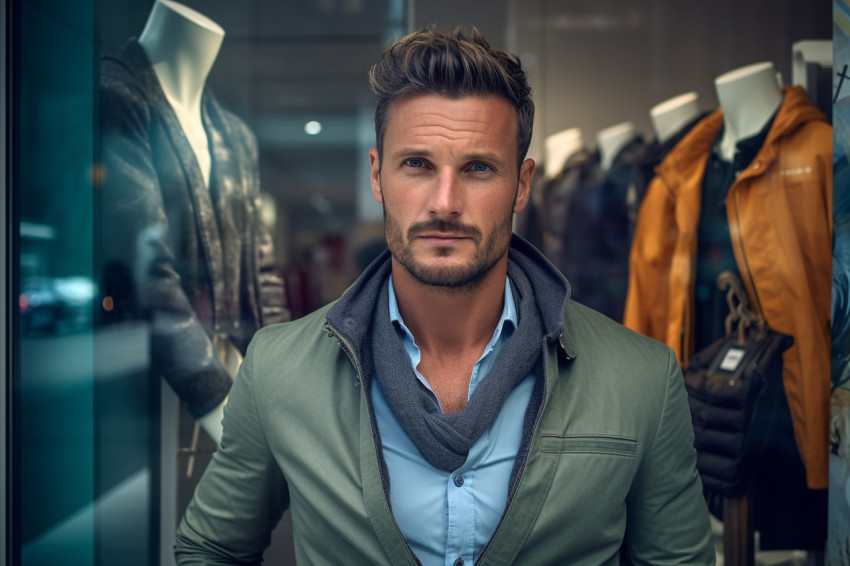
(138, 0), (228, 442)
(544, 127), (584, 179)
(138, 0), (224, 188)
(650, 92), (700, 145)
(597, 121), (637, 171)
(715, 62), (782, 162)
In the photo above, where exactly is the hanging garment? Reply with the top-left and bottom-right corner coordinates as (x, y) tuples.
(538, 148), (600, 307)
(540, 138), (653, 322)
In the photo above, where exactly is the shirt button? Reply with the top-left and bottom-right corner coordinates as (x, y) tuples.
(454, 558), (464, 566)
(454, 476), (464, 487)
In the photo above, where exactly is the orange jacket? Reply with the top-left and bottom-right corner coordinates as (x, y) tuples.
(624, 86), (832, 489)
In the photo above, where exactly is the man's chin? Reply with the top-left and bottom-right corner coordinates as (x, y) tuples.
(401, 258), (492, 289)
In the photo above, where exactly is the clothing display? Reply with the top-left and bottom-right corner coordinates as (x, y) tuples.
(99, 40), (289, 418)
(624, 86), (833, 493)
(539, 147), (600, 293)
(540, 138), (652, 322)
(175, 236), (714, 565)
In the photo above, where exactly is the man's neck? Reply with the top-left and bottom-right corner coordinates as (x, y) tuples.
(390, 256), (508, 358)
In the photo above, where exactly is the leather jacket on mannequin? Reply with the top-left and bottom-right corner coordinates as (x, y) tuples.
(99, 40), (289, 419)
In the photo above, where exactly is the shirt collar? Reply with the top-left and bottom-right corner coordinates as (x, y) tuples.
(388, 274), (518, 342)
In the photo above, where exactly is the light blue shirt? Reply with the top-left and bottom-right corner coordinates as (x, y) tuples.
(370, 276), (535, 566)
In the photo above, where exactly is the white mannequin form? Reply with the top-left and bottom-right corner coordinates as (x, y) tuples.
(714, 61), (783, 162)
(597, 121), (637, 171)
(544, 127), (584, 179)
(139, 0), (227, 445)
(138, 0), (224, 189)
(650, 92), (700, 145)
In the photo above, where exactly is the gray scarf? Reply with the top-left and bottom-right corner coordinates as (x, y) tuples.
(369, 259), (545, 472)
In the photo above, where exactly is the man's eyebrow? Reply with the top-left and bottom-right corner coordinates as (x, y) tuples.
(390, 147), (435, 159)
(390, 148), (507, 165)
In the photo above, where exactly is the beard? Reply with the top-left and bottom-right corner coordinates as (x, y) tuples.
(383, 206), (514, 290)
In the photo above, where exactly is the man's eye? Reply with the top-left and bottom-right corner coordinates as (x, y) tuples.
(471, 163), (491, 173)
(404, 158), (425, 168)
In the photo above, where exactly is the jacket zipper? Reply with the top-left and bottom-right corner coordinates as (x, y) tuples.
(474, 338), (558, 565)
(728, 178), (765, 319)
(323, 323), (420, 566)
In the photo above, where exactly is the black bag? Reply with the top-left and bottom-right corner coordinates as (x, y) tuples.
(683, 271), (793, 497)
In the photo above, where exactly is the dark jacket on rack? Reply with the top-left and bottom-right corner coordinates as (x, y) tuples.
(540, 138), (653, 322)
(99, 40), (289, 418)
(539, 148), (600, 305)
(624, 86), (832, 489)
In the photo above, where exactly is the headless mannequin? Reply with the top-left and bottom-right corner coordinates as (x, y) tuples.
(139, 0), (228, 444)
(597, 121), (637, 171)
(544, 127), (584, 179)
(650, 92), (700, 145)
(139, 0), (223, 188)
(715, 62), (782, 162)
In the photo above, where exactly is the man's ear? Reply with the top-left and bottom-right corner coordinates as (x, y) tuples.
(369, 147), (383, 204)
(513, 158), (536, 213)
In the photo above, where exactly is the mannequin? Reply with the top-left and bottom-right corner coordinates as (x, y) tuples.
(139, 0), (224, 188)
(596, 121), (638, 171)
(101, 0), (289, 450)
(544, 127), (584, 179)
(138, 0), (229, 444)
(650, 92), (700, 145)
(715, 61), (783, 162)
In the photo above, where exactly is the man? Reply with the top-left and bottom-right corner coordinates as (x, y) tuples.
(175, 26), (714, 565)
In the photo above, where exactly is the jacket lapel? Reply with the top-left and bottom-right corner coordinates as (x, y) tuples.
(359, 391), (418, 565)
(123, 41), (225, 323)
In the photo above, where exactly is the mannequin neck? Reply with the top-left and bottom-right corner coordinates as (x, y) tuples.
(138, 1), (224, 187)
(138, 0), (224, 117)
(650, 92), (700, 145)
(715, 62), (782, 162)
(597, 122), (636, 171)
(544, 127), (584, 178)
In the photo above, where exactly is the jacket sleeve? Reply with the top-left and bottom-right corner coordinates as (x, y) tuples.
(245, 128), (290, 328)
(624, 347), (715, 565)
(175, 331), (290, 565)
(623, 175), (677, 347)
(99, 72), (232, 418)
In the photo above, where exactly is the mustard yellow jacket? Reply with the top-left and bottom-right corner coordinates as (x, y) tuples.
(624, 86), (832, 489)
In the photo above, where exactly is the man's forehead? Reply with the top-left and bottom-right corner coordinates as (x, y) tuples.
(383, 93), (517, 140)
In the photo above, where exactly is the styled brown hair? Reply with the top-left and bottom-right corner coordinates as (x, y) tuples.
(368, 25), (534, 169)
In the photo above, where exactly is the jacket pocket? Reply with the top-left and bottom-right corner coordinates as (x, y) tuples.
(538, 434), (637, 457)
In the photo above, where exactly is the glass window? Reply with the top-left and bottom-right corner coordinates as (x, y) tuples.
(6, 1), (834, 564)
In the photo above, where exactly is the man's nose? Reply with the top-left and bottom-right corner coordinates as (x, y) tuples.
(428, 169), (463, 218)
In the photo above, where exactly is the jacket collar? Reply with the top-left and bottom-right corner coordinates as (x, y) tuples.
(655, 85), (827, 196)
(326, 234), (571, 358)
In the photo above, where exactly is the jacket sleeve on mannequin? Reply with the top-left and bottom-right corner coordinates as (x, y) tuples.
(623, 175), (677, 349)
(244, 125), (289, 329)
(100, 73), (232, 419)
(175, 332), (290, 564)
(624, 348), (715, 565)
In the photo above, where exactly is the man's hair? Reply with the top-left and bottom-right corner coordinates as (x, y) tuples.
(368, 25), (534, 169)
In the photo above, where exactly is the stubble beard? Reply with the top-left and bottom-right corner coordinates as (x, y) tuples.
(382, 205), (514, 292)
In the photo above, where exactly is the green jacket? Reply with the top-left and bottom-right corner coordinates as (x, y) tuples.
(176, 240), (714, 565)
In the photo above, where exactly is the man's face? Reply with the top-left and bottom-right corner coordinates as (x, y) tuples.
(369, 93), (535, 289)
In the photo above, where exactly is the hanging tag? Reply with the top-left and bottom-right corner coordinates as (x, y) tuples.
(719, 346), (746, 372)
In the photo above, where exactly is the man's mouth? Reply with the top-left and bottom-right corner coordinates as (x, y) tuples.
(417, 232), (470, 242)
